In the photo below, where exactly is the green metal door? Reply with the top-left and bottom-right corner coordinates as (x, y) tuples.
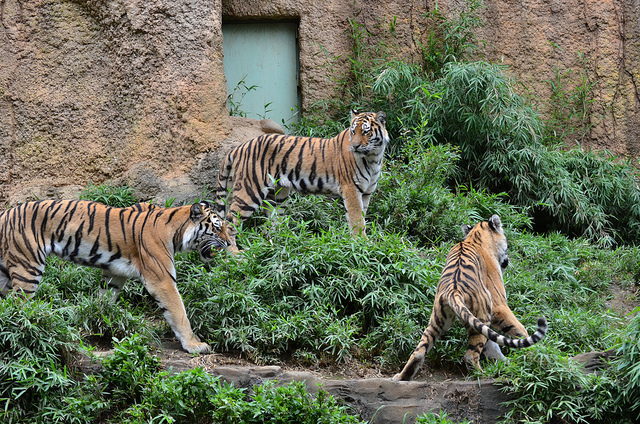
(222, 22), (300, 126)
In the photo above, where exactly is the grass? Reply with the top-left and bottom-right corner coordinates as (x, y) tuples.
(2, 181), (638, 422)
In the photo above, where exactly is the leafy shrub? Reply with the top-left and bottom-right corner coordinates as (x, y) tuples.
(178, 221), (441, 366)
(416, 411), (472, 424)
(370, 59), (640, 245)
(611, 311), (640, 420)
(368, 142), (531, 246)
(100, 335), (161, 405)
(495, 345), (599, 424)
(0, 298), (80, 423)
(69, 294), (160, 347)
(121, 367), (245, 424)
(418, 0), (485, 78)
(492, 317), (640, 424)
(80, 181), (137, 207)
(242, 380), (363, 424)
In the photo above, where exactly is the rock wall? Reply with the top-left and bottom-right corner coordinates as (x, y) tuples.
(0, 0), (229, 204)
(0, 0), (638, 205)
(477, 0), (640, 156)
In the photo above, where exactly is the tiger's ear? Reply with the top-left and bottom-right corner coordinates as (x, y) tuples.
(190, 203), (206, 220)
(350, 109), (359, 120)
(376, 111), (386, 126)
(461, 224), (473, 237)
(488, 214), (503, 233)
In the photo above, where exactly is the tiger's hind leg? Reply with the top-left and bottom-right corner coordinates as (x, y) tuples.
(492, 306), (529, 339)
(3, 256), (46, 297)
(482, 340), (506, 361)
(465, 329), (489, 372)
(393, 308), (454, 381)
(464, 308), (493, 371)
(99, 271), (128, 302)
(481, 307), (529, 363)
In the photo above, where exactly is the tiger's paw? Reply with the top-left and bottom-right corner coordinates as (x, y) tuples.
(185, 341), (212, 355)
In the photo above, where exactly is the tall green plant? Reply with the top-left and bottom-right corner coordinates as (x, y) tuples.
(419, 0), (485, 77)
(372, 59), (640, 245)
(612, 311), (640, 419)
(0, 298), (80, 423)
(543, 48), (596, 146)
(80, 181), (137, 207)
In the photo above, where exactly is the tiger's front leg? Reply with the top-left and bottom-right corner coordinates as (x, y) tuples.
(342, 187), (366, 237)
(141, 273), (210, 354)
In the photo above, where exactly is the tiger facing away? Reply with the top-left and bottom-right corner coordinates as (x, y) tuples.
(393, 215), (547, 381)
(0, 200), (232, 354)
(215, 110), (389, 251)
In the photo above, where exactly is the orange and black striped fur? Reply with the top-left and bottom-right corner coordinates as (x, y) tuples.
(394, 215), (547, 381)
(215, 111), (389, 251)
(0, 200), (232, 354)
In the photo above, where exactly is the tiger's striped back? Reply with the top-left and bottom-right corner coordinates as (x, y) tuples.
(215, 111), (389, 251)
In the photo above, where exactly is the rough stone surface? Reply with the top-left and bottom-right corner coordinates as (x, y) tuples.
(82, 341), (511, 424)
(1, 1), (639, 205)
(476, 0), (640, 157)
(1, 0), (230, 204)
(208, 367), (508, 424)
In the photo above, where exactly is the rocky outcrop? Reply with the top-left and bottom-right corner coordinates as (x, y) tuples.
(477, 0), (640, 157)
(209, 365), (509, 424)
(0, 0), (229, 204)
(84, 341), (510, 424)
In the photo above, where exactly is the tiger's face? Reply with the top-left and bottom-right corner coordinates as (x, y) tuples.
(188, 202), (232, 260)
(462, 214), (509, 270)
(349, 110), (389, 154)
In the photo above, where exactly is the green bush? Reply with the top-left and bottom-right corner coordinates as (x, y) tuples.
(416, 411), (472, 424)
(370, 59), (640, 245)
(80, 181), (137, 207)
(611, 311), (640, 420)
(102, 338), (365, 423)
(492, 320), (640, 424)
(100, 335), (162, 405)
(0, 298), (80, 423)
(69, 294), (160, 347)
(179, 222), (441, 366)
(368, 142), (531, 246)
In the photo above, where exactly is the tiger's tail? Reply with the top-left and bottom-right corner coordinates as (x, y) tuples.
(215, 151), (234, 220)
(450, 294), (547, 348)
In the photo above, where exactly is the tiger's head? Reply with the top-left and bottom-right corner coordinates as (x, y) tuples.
(186, 201), (232, 260)
(462, 214), (509, 270)
(348, 110), (390, 155)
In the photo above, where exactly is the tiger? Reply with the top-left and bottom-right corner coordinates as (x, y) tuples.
(393, 214), (547, 381)
(215, 110), (390, 251)
(0, 199), (232, 354)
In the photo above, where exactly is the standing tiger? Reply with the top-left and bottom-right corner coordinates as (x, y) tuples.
(215, 110), (389, 251)
(394, 215), (547, 381)
(0, 199), (231, 354)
